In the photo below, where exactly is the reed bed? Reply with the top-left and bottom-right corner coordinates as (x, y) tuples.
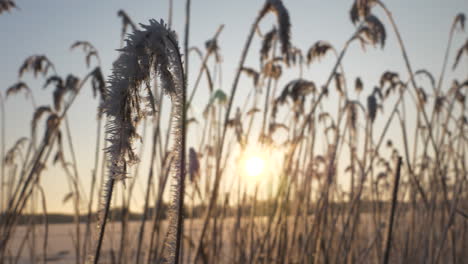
(0, 0), (467, 263)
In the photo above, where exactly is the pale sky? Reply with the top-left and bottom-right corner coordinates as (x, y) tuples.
(0, 0), (467, 213)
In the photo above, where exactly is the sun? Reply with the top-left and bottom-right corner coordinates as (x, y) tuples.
(244, 155), (266, 178)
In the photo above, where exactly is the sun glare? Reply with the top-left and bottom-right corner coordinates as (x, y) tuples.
(244, 155), (266, 178)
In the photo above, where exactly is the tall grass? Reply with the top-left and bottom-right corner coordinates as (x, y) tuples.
(0, 0), (467, 263)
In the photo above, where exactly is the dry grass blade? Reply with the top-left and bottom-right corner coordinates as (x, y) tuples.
(434, 96), (445, 114)
(19, 55), (55, 77)
(241, 67), (260, 87)
(367, 92), (377, 122)
(417, 87), (427, 105)
(44, 113), (60, 143)
(306, 41), (333, 65)
(205, 38), (221, 62)
(258, 0), (291, 65)
(350, 0), (376, 24)
(6, 82), (30, 98)
(350, 1), (360, 25)
(454, 13), (466, 31)
(452, 39), (468, 69)
(380, 71), (401, 97)
(247, 107), (261, 116)
(117, 9), (137, 30)
(117, 9), (137, 43)
(32, 106), (53, 135)
(380, 71), (399, 88)
(275, 79), (315, 120)
(263, 59), (283, 80)
(289, 46), (304, 66)
(188, 148), (200, 183)
(269, 122), (288, 133)
(4, 137), (28, 165)
(70, 40), (94, 51)
(345, 100), (365, 131)
(65, 75), (79, 92)
(0, 0), (17, 14)
(44, 75), (79, 111)
(415, 69), (436, 90)
(278, 79), (316, 104)
(70, 41), (101, 67)
(383, 156), (403, 264)
(334, 72), (345, 96)
(448, 80), (464, 96)
(44, 75), (63, 89)
(230, 108), (245, 147)
(359, 15), (387, 48)
(260, 27), (277, 62)
(89, 67), (106, 101)
(348, 103), (358, 131)
(355, 77), (364, 93)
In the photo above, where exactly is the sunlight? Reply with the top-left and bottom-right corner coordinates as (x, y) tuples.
(244, 154), (266, 178)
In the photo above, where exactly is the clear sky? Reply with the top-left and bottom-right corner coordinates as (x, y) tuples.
(0, 0), (467, 213)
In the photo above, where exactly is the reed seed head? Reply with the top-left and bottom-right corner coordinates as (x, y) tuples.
(0, 0), (17, 14)
(19, 55), (55, 78)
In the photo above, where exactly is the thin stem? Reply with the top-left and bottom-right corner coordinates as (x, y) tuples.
(184, 0), (191, 82)
(135, 110), (160, 264)
(168, 0), (173, 28)
(83, 116), (103, 259)
(168, 35), (187, 264)
(436, 20), (457, 94)
(383, 156), (402, 264)
(0, 72), (91, 256)
(0, 94), (4, 217)
(186, 25), (224, 110)
(377, 1), (440, 171)
(63, 116), (81, 264)
(193, 12), (262, 262)
(93, 178), (115, 264)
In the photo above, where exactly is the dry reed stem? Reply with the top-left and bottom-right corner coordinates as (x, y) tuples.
(383, 156), (402, 264)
